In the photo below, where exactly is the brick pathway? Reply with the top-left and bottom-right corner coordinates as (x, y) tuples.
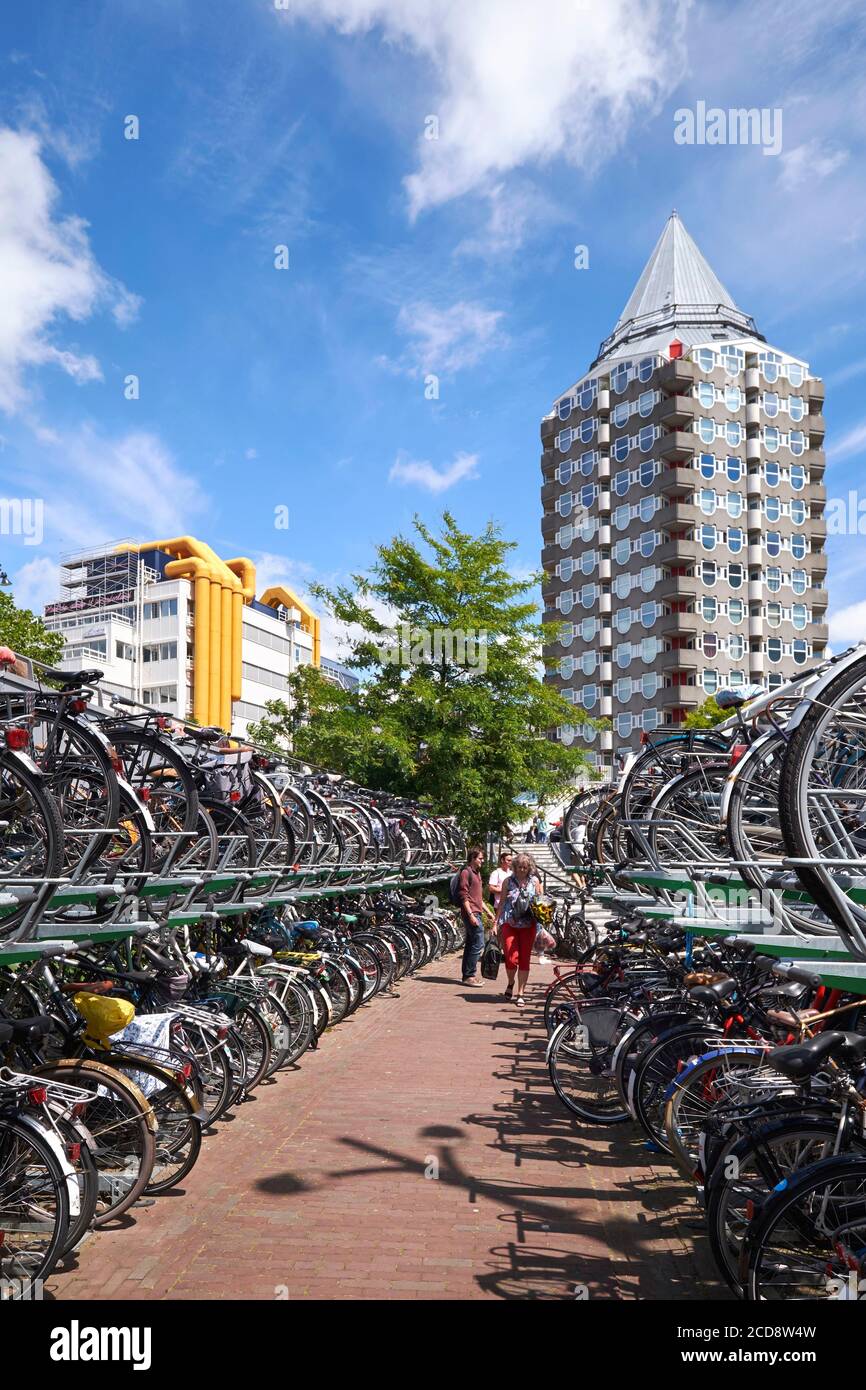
(49, 952), (728, 1301)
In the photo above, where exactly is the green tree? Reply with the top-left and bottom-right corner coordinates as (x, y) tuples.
(248, 513), (595, 838)
(683, 695), (728, 729)
(0, 586), (63, 667)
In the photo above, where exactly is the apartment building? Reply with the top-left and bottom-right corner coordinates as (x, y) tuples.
(541, 212), (828, 776)
(43, 537), (324, 737)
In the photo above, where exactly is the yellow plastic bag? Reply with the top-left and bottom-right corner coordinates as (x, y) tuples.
(73, 992), (136, 1049)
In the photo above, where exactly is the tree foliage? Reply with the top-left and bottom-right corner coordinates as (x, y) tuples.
(0, 586), (63, 667)
(683, 695), (729, 729)
(249, 513), (595, 838)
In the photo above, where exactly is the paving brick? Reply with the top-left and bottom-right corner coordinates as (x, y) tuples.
(48, 952), (727, 1301)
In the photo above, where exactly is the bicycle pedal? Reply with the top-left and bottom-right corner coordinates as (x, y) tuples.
(643, 1140), (664, 1154)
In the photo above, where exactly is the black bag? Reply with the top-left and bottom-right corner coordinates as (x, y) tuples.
(448, 871), (462, 905)
(480, 937), (503, 981)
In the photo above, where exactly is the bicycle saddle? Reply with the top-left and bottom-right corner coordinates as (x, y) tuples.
(715, 690), (747, 710)
(688, 977), (738, 1008)
(0, 1014), (53, 1041)
(769, 1031), (858, 1081)
(187, 726), (224, 742)
(40, 666), (104, 688)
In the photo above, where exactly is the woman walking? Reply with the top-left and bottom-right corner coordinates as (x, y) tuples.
(493, 852), (542, 1007)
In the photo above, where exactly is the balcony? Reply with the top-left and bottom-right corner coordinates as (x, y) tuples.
(656, 537), (701, 565)
(745, 402), (761, 427)
(601, 696), (613, 718)
(659, 430), (695, 462)
(658, 358), (697, 394)
(807, 378), (825, 408)
(597, 422), (610, 446)
(746, 437), (762, 462)
(598, 524), (611, 545)
(809, 450), (826, 480)
(811, 550), (828, 579)
(541, 414), (557, 444)
(598, 455), (610, 482)
(663, 499), (697, 527)
(750, 652), (765, 674)
(811, 518), (828, 542)
(745, 367), (760, 390)
(600, 626), (612, 647)
(811, 586), (829, 613)
(660, 610), (699, 637)
(598, 490), (611, 513)
(808, 415), (826, 447)
(599, 593), (611, 615)
(748, 616), (764, 639)
(808, 481), (827, 507)
(660, 395), (695, 429)
(811, 622), (830, 644)
(748, 543), (763, 565)
(748, 580), (763, 602)
(541, 512), (560, 540)
(540, 479), (559, 505)
(658, 462), (697, 497)
(598, 558), (611, 580)
(660, 684), (700, 708)
(747, 507), (762, 530)
(600, 661), (612, 682)
(660, 647), (699, 672)
(747, 470), (762, 494)
(657, 573), (700, 602)
(597, 388), (610, 413)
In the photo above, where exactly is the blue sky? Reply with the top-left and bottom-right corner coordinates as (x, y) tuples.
(2, 0), (866, 653)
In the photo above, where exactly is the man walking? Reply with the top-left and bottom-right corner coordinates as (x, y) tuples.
(458, 844), (486, 988)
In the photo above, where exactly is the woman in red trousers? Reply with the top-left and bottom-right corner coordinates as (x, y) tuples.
(493, 852), (542, 1007)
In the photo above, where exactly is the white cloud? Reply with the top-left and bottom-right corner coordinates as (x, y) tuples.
(778, 139), (848, 192)
(384, 300), (505, 377)
(827, 421), (866, 462)
(0, 128), (140, 414)
(10, 555), (60, 615)
(830, 599), (866, 646)
(389, 449), (479, 492)
(277, 0), (687, 215)
(8, 426), (208, 555)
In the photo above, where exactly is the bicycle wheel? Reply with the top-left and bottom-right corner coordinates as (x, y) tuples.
(0, 754), (64, 935)
(663, 1045), (771, 1178)
(0, 1112), (69, 1287)
(707, 1116), (866, 1297)
(779, 654), (866, 936)
(745, 1154), (866, 1301)
(547, 1000), (634, 1124)
(34, 1060), (156, 1225)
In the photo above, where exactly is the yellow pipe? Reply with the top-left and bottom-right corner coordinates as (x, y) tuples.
(230, 590), (243, 701)
(209, 579), (221, 727)
(225, 558), (255, 706)
(220, 585), (233, 733)
(118, 538), (262, 728)
(260, 585), (321, 667)
(162, 557), (212, 725)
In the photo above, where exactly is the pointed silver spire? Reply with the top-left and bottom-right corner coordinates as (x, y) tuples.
(614, 211), (739, 328)
(592, 212), (762, 367)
